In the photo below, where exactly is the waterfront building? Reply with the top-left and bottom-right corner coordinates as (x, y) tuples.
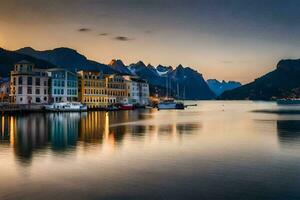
(106, 74), (127, 104)
(10, 60), (49, 104)
(123, 76), (150, 106)
(77, 70), (107, 108)
(0, 78), (10, 103)
(47, 68), (78, 102)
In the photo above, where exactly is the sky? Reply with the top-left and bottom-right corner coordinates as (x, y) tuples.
(0, 0), (300, 83)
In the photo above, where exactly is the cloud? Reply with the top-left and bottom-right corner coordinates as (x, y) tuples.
(99, 33), (109, 36)
(78, 28), (91, 32)
(113, 36), (132, 41)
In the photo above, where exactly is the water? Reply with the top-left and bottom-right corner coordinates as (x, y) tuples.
(1, 101), (300, 200)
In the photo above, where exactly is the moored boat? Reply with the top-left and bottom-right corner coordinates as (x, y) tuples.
(119, 103), (134, 110)
(44, 102), (87, 112)
(157, 99), (184, 110)
(106, 105), (119, 111)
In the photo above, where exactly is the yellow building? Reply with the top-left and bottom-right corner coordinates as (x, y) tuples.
(106, 74), (127, 104)
(77, 70), (107, 108)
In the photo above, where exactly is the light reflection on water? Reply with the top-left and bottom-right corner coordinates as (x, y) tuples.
(1, 101), (300, 199)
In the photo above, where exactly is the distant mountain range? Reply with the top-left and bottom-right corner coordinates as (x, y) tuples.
(220, 59), (300, 100)
(115, 60), (216, 99)
(0, 46), (223, 100)
(17, 47), (116, 74)
(207, 79), (241, 96)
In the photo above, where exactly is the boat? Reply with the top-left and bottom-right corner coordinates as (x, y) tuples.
(157, 75), (185, 110)
(44, 102), (87, 112)
(106, 105), (119, 111)
(157, 99), (185, 110)
(119, 103), (134, 110)
(277, 98), (300, 105)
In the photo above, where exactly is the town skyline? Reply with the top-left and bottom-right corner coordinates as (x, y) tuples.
(1, 0), (300, 83)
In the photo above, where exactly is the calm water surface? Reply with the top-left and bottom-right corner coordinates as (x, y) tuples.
(1, 101), (300, 200)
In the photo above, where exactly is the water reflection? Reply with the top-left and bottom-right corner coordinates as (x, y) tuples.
(277, 120), (300, 148)
(4, 102), (300, 200)
(49, 113), (81, 149)
(0, 110), (201, 161)
(0, 115), (10, 143)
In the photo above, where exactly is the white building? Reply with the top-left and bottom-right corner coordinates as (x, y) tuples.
(123, 76), (150, 106)
(10, 60), (49, 104)
(47, 68), (78, 102)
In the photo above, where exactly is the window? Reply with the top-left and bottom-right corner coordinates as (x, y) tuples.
(27, 87), (32, 94)
(27, 77), (32, 85)
(44, 89), (47, 95)
(36, 88), (40, 95)
(44, 81), (47, 86)
(36, 97), (40, 103)
(36, 78), (40, 86)
(18, 87), (22, 94)
(61, 89), (64, 95)
(18, 77), (23, 85)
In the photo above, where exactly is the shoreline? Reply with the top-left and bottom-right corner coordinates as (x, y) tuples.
(0, 104), (151, 114)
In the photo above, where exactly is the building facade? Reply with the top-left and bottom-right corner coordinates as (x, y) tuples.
(106, 74), (127, 105)
(0, 78), (9, 103)
(47, 68), (78, 102)
(10, 60), (49, 104)
(77, 70), (107, 108)
(123, 76), (150, 106)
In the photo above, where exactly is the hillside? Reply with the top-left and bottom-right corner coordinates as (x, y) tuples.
(220, 59), (300, 100)
(17, 47), (116, 74)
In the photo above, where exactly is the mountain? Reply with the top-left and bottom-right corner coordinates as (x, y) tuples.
(17, 47), (116, 74)
(156, 65), (173, 76)
(108, 59), (131, 74)
(129, 62), (215, 100)
(169, 65), (215, 99)
(128, 61), (163, 85)
(207, 79), (241, 96)
(220, 59), (300, 100)
(0, 48), (56, 77)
